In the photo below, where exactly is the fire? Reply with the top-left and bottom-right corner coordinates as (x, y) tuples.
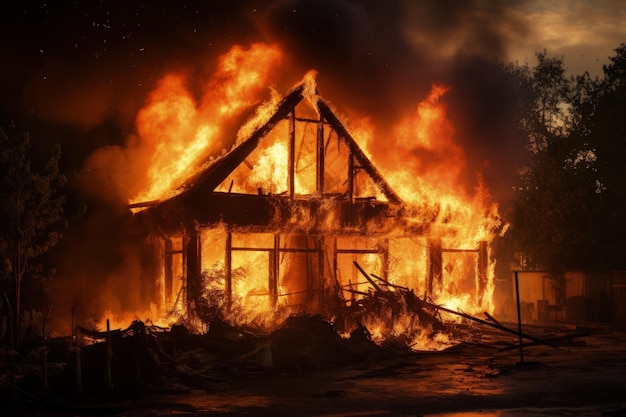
(108, 48), (504, 350)
(131, 43), (283, 204)
(248, 142), (289, 194)
(344, 83), (500, 342)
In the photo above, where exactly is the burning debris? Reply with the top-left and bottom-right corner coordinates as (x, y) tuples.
(0, 296), (595, 410)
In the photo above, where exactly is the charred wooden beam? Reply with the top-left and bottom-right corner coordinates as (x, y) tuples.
(186, 230), (201, 306)
(432, 303), (558, 348)
(270, 233), (279, 307)
(484, 311), (502, 326)
(370, 273), (409, 291)
(288, 109), (296, 199)
(316, 98), (402, 205)
(345, 288), (370, 297)
(478, 241), (488, 309)
(427, 239), (443, 297)
(225, 230), (233, 310)
(497, 331), (591, 351)
(347, 151), (355, 202)
(317, 115), (325, 195)
(353, 261), (383, 292)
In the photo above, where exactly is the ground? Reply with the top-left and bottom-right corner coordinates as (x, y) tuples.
(3, 324), (626, 417)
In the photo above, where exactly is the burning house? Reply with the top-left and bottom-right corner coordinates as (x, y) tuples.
(128, 74), (499, 331)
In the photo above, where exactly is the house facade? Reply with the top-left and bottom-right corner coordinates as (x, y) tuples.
(132, 81), (491, 322)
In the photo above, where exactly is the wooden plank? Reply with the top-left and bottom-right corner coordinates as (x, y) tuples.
(353, 261), (382, 292)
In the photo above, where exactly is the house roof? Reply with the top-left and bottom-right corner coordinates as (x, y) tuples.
(131, 80), (403, 215)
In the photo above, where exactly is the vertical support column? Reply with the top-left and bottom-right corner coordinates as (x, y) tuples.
(381, 239), (390, 280)
(164, 238), (173, 301)
(181, 237), (188, 300)
(225, 230), (232, 309)
(288, 109), (296, 198)
(427, 239), (443, 297)
(317, 236), (325, 309)
(478, 241), (488, 308)
(186, 229), (201, 308)
(347, 152), (354, 202)
(332, 236), (338, 291)
(317, 116), (325, 195)
(269, 233), (280, 307)
(514, 271), (525, 364)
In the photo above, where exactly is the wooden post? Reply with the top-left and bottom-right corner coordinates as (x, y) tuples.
(288, 109), (296, 198)
(317, 237), (325, 309)
(164, 238), (173, 301)
(427, 239), (443, 297)
(317, 115), (325, 195)
(225, 230), (232, 310)
(186, 230), (201, 308)
(332, 237), (338, 298)
(381, 239), (390, 280)
(515, 271), (525, 363)
(478, 241), (488, 308)
(269, 233), (280, 307)
(353, 261), (382, 292)
(347, 152), (354, 202)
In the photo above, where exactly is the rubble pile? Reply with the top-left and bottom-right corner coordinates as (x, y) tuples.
(0, 283), (592, 406)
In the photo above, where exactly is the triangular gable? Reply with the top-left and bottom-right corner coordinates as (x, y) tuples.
(136, 80), (402, 210)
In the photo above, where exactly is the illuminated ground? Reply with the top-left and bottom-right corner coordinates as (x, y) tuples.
(8, 324), (626, 416)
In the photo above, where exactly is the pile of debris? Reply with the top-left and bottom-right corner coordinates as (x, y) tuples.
(1, 266), (594, 404)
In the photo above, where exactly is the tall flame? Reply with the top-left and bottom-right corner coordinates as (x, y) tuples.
(131, 43), (282, 204)
(348, 83), (500, 319)
(108, 60), (502, 347)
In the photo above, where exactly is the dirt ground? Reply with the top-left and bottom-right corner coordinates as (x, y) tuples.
(4, 324), (626, 417)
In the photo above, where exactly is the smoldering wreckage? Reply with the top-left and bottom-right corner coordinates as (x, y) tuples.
(0, 79), (618, 415)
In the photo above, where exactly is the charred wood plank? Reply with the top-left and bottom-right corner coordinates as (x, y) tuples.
(353, 261), (382, 292)
(316, 98), (402, 205)
(497, 331), (591, 352)
(432, 304), (558, 348)
(370, 273), (409, 291)
(484, 311), (502, 326)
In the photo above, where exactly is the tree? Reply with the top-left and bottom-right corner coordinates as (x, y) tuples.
(582, 43), (626, 268)
(507, 45), (626, 273)
(0, 123), (66, 348)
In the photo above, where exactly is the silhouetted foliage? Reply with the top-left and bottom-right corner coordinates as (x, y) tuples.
(507, 44), (626, 273)
(0, 123), (66, 347)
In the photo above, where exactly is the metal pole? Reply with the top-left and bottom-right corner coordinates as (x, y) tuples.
(515, 271), (524, 363)
(105, 319), (114, 391)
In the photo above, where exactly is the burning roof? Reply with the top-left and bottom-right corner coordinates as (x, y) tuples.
(131, 73), (415, 235)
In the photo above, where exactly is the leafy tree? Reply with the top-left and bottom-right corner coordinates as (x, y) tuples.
(507, 45), (626, 273)
(0, 123), (66, 348)
(583, 43), (626, 268)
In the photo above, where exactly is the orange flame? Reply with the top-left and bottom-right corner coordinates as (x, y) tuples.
(360, 84), (500, 317)
(131, 43), (282, 204)
(115, 61), (503, 349)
